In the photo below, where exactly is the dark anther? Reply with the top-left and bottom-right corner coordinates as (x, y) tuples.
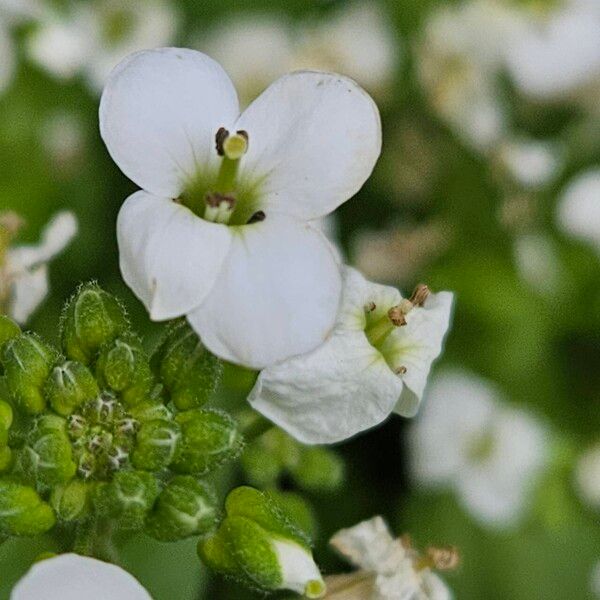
(215, 127), (229, 156)
(247, 210), (266, 224)
(205, 192), (236, 208)
(236, 129), (249, 145)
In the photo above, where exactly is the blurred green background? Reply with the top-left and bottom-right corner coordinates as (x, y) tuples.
(1, 0), (599, 598)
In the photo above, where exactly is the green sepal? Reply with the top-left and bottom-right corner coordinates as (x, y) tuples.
(172, 409), (242, 475)
(198, 527), (240, 576)
(152, 320), (223, 410)
(60, 283), (129, 364)
(50, 480), (92, 523)
(44, 360), (99, 416)
(1, 333), (58, 414)
(267, 490), (318, 543)
(129, 399), (172, 423)
(0, 399), (13, 430)
(0, 446), (13, 472)
(291, 447), (345, 494)
(146, 475), (218, 542)
(92, 470), (159, 531)
(0, 316), (20, 350)
(132, 418), (181, 471)
(0, 480), (56, 536)
(96, 336), (154, 407)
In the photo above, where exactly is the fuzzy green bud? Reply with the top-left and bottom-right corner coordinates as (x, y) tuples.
(146, 476), (218, 542)
(152, 320), (223, 410)
(96, 336), (154, 407)
(44, 361), (99, 416)
(172, 409), (242, 475)
(61, 283), (129, 364)
(267, 491), (318, 542)
(0, 447), (13, 472)
(0, 315), (20, 349)
(129, 399), (172, 423)
(1, 333), (58, 414)
(291, 447), (345, 493)
(50, 480), (91, 522)
(0, 480), (56, 536)
(93, 470), (159, 531)
(241, 443), (281, 488)
(21, 423), (77, 486)
(132, 418), (180, 471)
(0, 399), (13, 431)
(199, 487), (324, 598)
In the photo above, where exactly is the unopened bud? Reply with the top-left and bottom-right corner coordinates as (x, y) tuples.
(0, 446), (13, 472)
(0, 315), (20, 348)
(0, 399), (13, 430)
(132, 418), (180, 471)
(241, 442), (282, 488)
(129, 399), (172, 423)
(61, 283), (129, 364)
(44, 361), (99, 416)
(291, 447), (345, 494)
(1, 333), (58, 414)
(146, 475), (218, 542)
(0, 481), (56, 536)
(93, 470), (159, 531)
(152, 320), (223, 411)
(172, 409), (242, 475)
(50, 480), (91, 523)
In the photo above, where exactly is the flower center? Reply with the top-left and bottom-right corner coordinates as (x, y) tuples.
(466, 430), (496, 463)
(179, 128), (264, 227)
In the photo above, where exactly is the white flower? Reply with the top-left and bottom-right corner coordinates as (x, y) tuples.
(199, 14), (294, 106)
(556, 167), (600, 253)
(100, 48), (381, 369)
(327, 516), (453, 600)
(248, 267), (452, 444)
(0, 211), (78, 324)
(292, 2), (399, 101)
(11, 553), (151, 599)
(505, 0), (600, 101)
(40, 111), (86, 173)
(574, 442), (600, 509)
(27, 0), (177, 90)
(513, 232), (561, 295)
(0, 19), (15, 96)
(410, 370), (550, 528)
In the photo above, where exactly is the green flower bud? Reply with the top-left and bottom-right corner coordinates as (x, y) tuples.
(96, 336), (154, 407)
(0, 315), (20, 349)
(241, 442), (281, 488)
(0, 446), (13, 472)
(0, 399), (13, 430)
(199, 487), (324, 598)
(0, 480), (56, 536)
(129, 399), (172, 423)
(267, 491), (318, 542)
(172, 409), (242, 475)
(0, 426), (7, 446)
(152, 320), (223, 410)
(61, 283), (129, 364)
(291, 447), (345, 493)
(132, 418), (180, 471)
(146, 475), (218, 542)
(50, 480), (91, 522)
(93, 470), (159, 531)
(44, 361), (99, 416)
(21, 425), (77, 487)
(1, 333), (58, 414)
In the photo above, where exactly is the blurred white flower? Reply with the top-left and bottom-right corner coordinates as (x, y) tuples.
(574, 442), (600, 509)
(0, 19), (15, 96)
(40, 111), (86, 174)
(410, 370), (550, 528)
(293, 2), (399, 102)
(100, 48), (381, 369)
(0, 211), (77, 324)
(200, 14), (294, 106)
(556, 167), (600, 253)
(11, 553), (151, 600)
(591, 560), (600, 599)
(27, 0), (178, 91)
(417, 0), (522, 151)
(249, 267), (453, 444)
(506, 0), (600, 101)
(327, 516), (453, 600)
(513, 232), (561, 295)
(497, 137), (563, 189)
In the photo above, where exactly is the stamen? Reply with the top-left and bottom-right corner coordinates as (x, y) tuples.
(409, 283), (430, 306)
(204, 193), (236, 224)
(215, 127), (229, 156)
(395, 366), (407, 375)
(364, 301), (376, 313)
(426, 546), (460, 571)
(247, 210), (266, 224)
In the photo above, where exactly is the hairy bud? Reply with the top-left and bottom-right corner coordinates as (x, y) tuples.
(291, 447), (345, 494)
(0, 315), (20, 348)
(0, 481), (56, 536)
(146, 475), (218, 542)
(132, 418), (180, 471)
(50, 480), (91, 522)
(44, 361), (99, 416)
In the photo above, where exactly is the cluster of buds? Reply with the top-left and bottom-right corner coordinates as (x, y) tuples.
(0, 283), (242, 552)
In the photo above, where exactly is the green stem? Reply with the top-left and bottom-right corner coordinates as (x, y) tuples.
(73, 518), (120, 563)
(215, 156), (240, 193)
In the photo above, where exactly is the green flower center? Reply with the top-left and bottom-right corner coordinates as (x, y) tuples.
(466, 431), (496, 462)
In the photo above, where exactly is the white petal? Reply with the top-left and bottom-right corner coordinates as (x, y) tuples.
(381, 291), (454, 417)
(236, 71), (381, 220)
(11, 554), (151, 600)
(329, 516), (398, 572)
(100, 48), (239, 198)
(187, 217), (341, 369)
(8, 265), (48, 324)
(117, 190), (232, 320)
(8, 211), (78, 269)
(249, 330), (402, 444)
(272, 539), (324, 596)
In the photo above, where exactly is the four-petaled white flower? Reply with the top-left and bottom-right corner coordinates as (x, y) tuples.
(0, 211), (78, 324)
(327, 516), (453, 600)
(100, 48), (381, 369)
(11, 553), (151, 600)
(410, 370), (550, 529)
(249, 267), (453, 444)
(556, 167), (600, 255)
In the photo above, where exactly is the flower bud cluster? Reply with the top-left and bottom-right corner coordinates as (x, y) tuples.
(0, 284), (241, 545)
